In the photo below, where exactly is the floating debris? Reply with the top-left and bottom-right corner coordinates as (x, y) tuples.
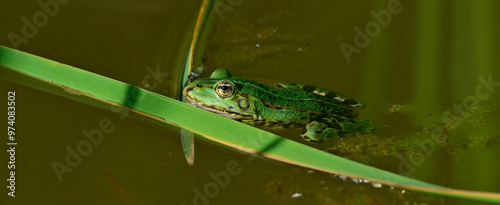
(291, 192), (303, 199)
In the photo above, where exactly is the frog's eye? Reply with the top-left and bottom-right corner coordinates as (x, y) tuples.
(215, 81), (235, 98)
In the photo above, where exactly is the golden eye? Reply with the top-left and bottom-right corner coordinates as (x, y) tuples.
(215, 81), (234, 98)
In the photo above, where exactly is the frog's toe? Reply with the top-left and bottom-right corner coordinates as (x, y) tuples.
(300, 127), (317, 142)
(300, 121), (340, 143)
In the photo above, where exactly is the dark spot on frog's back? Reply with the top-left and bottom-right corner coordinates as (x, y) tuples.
(325, 91), (339, 98)
(302, 85), (316, 92)
(343, 99), (362, 107)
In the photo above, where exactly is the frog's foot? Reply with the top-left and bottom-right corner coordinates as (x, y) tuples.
(300, 121), (340, 143)
(300, 120), (376, 143)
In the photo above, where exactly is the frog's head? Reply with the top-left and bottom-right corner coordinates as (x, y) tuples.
(183, 68), (257, 120)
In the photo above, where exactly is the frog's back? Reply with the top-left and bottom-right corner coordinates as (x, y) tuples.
(232, 77), (362, 117)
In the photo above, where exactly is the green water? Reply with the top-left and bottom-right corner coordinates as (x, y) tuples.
(1, 0), (500, 204)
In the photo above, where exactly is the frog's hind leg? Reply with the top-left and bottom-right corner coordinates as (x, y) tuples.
(301, 119), (376, 143)
(300, 120), (340, 143)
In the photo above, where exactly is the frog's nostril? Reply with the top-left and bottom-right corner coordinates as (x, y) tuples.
(196, 84), (202, 88)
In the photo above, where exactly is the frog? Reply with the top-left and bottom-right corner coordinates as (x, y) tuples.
(182, 68), (376, 142)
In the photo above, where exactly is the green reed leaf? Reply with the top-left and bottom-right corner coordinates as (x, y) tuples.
(1, 45), (500, 203)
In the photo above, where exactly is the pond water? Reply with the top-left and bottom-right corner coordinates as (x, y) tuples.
(1, 0), (499, 204)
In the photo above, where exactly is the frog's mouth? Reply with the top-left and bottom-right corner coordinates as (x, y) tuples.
(185, 96), (254, 120)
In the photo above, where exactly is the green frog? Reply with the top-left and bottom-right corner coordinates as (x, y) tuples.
(182, 68), (375, 142)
